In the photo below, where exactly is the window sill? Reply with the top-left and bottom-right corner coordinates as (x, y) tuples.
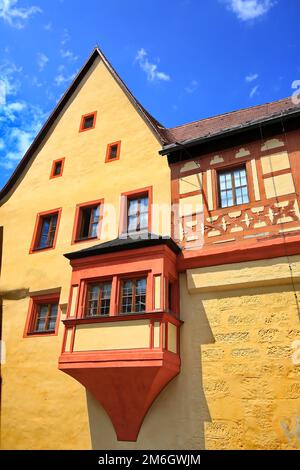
(24, 330), (57, 338)
(73, 236), (98, 244)
(29, 245), (54, 254)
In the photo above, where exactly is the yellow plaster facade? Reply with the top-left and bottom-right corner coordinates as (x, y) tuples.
(0, 55), (171, 450)
(0, 51), (299, 450)
(182, 258), (300, 450)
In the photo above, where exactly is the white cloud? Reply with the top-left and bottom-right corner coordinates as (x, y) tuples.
(185, 80), (199, 93)
(249, 84), (259, 98)
(0, 59), (47, 172)
(0, 61), (22, 106)
(0, 81), (6, 105)
(37, 52), (49, 71)
(0, 0), (42, 29)
(43, 22), (52, 31)
(32, 76), (43, 87)
(55, 72), (76, 86)
(60, 49), (78, 61)
(61, 28), (70, 46)
(223, 0), (275, 21)
(245, 73), (258, 82)
(135, 48), (170, 82)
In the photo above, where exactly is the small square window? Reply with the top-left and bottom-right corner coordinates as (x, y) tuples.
(218, 166), (249, 208)
(30, 209), (61, 253)
(72, 200), (103, 243)
(50, 158), (65, 179)
(79, 112), (97, 132)
(24, 294), (60, 337)
(105, 141), (121, 162)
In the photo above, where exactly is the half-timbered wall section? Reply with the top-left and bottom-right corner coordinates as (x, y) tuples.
(171, 131), (300, 253)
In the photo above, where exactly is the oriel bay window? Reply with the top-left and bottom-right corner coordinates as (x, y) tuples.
(121, 278), (147, 314)
(85, 281), (112, 317)
(30, 209), (61, 253)
(218, 165), (249, 208)
(72, 200), (103, 243)
(81, 276), (148, 318)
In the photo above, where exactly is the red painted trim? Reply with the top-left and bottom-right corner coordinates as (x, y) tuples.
(214, 161), (254, 210)
(105, 140), (121, 163)
(49, 157), (65, 179)
(179, 189), (202, 199)
(59, 349), (180, 367)
(164, 321), (168, 351)
(23, 292), (61, 338)
(70, 326), (76, 352)
(63, 311), (182, 327)
(262, 168), (291, 179)
(61, 327), (69, 354)
(149, 320), (154, 349)
(119, 186), (153, 235)
(177, 233), (300, 271)
(29, 208), (62, 254)
(66, 284), (79, 318)
(79, 111), (97, 133)
(71, 198), (104, 245)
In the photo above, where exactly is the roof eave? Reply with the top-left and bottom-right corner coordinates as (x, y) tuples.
(0, 47), (165, 203)
(159, 107), (300, 156)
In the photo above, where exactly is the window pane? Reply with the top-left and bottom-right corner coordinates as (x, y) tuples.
(54, 161), (62, 175)
(86, 285), (100, 316)
(34, 303), (58, 332)
(109, 145), (118, 159)
(35, 317), (46, 331)
(128, 199), (138, 216)
(128, 215), (138, 232)
(121, 280), (133, 313)
(38, 218), (50, 248)
(37, 214), (57, 249)
(127, 196), (149, 232)
(86, 282), (112, 317)
(80, 207), (92, 238)
(140, 212), (148, 230)
(140, 197), (148, 212)
(48, 215), (58, 246)
(48, 318), (57, 330)
(135, 278), (146, 313)
(219, 167), (248, 208)
(83, 115), (94, 129)
(100, 282), (111, 316)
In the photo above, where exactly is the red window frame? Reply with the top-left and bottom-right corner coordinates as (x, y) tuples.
(105, 141), (121, 163)
(24, 293), (61, 337)
(79, 111), (97, 132)
(119, 276), (147, 315)
(29, 208), (62, 254)
(71, 199), (103, 244)
(217, 164), (250, 209)
(50, 158), (65, 179)
(119, 187), (152, 235)
(84, 280), (113, 317)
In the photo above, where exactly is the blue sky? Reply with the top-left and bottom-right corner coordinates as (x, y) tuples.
(0, 0), (299, 188)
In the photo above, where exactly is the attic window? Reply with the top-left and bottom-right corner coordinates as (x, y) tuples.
(105, 141), (121, 162)
(50, 158), (65, 179)
(79, 112), (97, 132)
